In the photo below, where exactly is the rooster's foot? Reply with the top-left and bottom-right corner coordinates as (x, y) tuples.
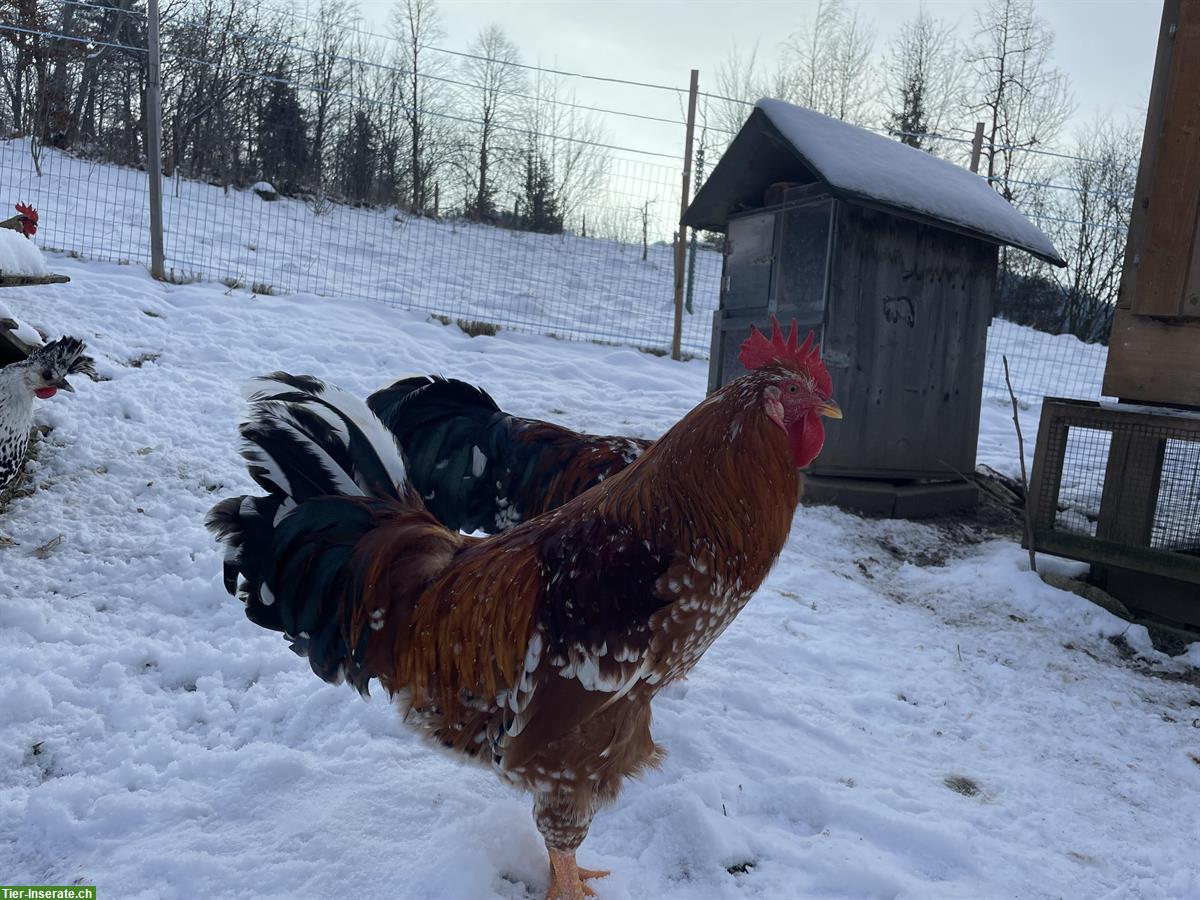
(546, 848), (609, 900)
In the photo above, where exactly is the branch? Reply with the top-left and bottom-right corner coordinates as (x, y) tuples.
(1003, 355), (1037, 573)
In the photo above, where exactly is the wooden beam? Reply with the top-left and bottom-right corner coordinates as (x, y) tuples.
(1131, 0), (1200, 317)
(671, 69), (699, 361)
(1102, 307), (1200, 408)
(1028, 398), (1070, 532)
(1118, 0), (1180, 311)
(1033, 529), (1200, 585)
(1096, 432), (1166, 546)
(0, 274), (70, 287)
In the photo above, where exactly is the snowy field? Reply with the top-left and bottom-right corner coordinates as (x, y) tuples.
(0, 140), (720, 356)
(1, 257), (1198, 900)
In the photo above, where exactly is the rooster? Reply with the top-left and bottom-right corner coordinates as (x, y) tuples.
(367, 376), (651, 534)
(207, 318), (841, 899)
(0, 337), (95, 492)
(0, 204), (38, 238)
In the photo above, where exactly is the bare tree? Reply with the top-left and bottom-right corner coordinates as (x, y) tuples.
(0, 0), (51, 139)
(775, 0), (876, 124)
(711, 41), (762, 147)
(391, 0), (451, 214)
(519, 70), (609, 227)
(638, 199), (655, 260)
(1050, 117), (1139, 340)
(304, 0), (352, 191)
(460, 24), (523, 221)
(884, 8), (965, 150)
(967, 0), (1073, 201)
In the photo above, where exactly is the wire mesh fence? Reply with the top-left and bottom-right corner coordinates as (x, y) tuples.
(1032, 401), (1200, 558)
(0, 3), (1128, 389)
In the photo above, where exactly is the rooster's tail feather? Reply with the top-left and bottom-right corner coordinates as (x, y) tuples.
(207, 373), (427, 693)
(241, 372), (409, 502)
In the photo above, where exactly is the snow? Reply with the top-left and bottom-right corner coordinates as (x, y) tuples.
(0, 227), (49, 277)
(0, 255), (1196, 900)
(0, 140), (721, 357)
(755, 99), (1066, 266)
(0, 297), (43, 347)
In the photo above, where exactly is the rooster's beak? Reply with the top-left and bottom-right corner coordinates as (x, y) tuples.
(818, 399), (842, 419)
(53, 378), (74, 393)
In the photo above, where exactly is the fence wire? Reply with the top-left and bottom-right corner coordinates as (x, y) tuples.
(0, 6), (1126, 388)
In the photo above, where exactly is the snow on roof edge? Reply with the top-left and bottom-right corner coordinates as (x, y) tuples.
(754, 99), (1066, 267)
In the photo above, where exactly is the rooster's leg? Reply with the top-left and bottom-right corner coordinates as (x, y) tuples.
(546, 848), (609, 900)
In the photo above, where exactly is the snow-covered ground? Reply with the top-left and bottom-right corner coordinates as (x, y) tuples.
(0, 140), (719, 356)
(1, 257), (1196, 900)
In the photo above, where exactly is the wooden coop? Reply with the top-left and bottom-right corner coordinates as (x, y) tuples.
(1029, 0), (1200, 630)
(685, 99), (1065, 517)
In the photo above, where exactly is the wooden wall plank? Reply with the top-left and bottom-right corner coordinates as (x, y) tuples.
(1133, 0), (1200, 317)
(1102, 308), (1200, 407)
(816, 204), (996, 478)
(1096, 432), (1166, 546)
(1118, 0), (1180, 311)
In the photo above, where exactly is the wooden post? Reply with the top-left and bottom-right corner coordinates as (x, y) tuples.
(968, 122), (985, 174)
(672, 69), (699, 361)
(145, 0), (165, 280)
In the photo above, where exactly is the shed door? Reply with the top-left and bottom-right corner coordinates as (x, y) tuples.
(708, 212), (778, 391)
(708, 202), (832, 393)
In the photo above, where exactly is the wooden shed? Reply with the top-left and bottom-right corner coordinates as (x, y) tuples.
(684, 99), (1064, 516)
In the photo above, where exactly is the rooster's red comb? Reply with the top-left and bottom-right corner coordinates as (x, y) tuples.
(738, 315), (832, 395)
(15, 203), (37, 222)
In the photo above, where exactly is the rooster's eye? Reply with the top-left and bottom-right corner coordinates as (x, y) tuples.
(787, 384), (798, 394)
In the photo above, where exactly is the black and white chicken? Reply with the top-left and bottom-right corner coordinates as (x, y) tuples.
(0, 337), (95, 492)
(367, 375), (650, 535)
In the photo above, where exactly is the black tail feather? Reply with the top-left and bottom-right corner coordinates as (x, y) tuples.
(207, 373), (418, 693)
(368, 375), (522, 533)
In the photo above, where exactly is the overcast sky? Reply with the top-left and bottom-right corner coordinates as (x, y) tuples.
(356, 0), (1162, 163)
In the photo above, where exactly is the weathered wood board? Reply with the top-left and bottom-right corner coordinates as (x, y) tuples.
(1129, 0), (1200, 319)
(1102, 308), (1200, 408)
(816, 203), (998, 479)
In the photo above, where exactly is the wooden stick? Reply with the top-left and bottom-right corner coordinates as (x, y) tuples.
(969, 122), (985, 174)
(1003, 355), (1038, 572)
(671, 69), (699, 361)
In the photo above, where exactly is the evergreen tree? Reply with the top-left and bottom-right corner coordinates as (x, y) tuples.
(516, 151), (562, 234)
(890, 69), (929, 148)
(341, 111), (377, 204)
(258, 69), (310, 193)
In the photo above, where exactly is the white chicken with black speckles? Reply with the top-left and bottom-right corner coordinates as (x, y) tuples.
(0, 336), (95, 493)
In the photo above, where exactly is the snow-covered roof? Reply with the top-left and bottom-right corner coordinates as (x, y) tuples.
(685, 99), (1066, 267)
